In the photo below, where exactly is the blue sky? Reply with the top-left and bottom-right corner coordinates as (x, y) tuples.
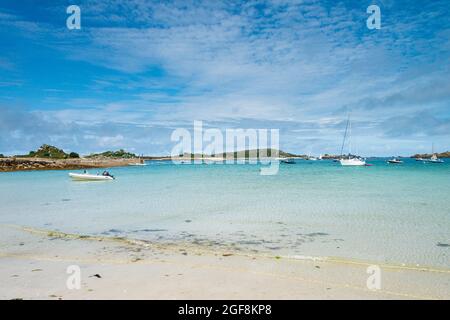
(0, 0), (449, 156)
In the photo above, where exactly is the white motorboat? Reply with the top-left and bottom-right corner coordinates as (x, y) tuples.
(69, 172), (114, 181)
(280, 158), (295, 164)
(387, 158), (403, 164)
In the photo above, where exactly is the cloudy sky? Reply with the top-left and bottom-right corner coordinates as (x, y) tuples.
(0, 0), (449, 156)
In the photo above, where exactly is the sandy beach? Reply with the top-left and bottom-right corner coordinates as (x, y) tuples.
(0, 224), (448, 300)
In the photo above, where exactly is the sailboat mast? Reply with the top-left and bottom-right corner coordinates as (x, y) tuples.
(349, 120), (352, 156)
(340, 114), (350, 157)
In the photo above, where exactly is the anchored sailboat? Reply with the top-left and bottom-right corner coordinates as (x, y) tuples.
(129, 155), (147, 166)
(424, 144), (444, 163)
(339, 114), (366, 166)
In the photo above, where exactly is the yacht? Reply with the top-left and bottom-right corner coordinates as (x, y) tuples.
(340, 157), (366, 166)
(339, 114), (366, 166)
(129, 156), (147, 166)
(423, 144), (444, 163)
(426, 154), (444, 163)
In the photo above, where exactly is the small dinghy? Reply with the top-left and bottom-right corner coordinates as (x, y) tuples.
(69, 172), (114, 181)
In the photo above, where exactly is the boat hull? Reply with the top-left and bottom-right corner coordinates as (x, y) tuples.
(69, 173), (114, 181)
(340, 159), (366, 166)
(280, 158), (295, 164)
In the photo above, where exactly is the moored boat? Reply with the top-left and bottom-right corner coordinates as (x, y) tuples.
(129, 156), (147, 166)
(423, 144), (444, 163)
(69, 172), (114, 181)
(340, 158), (366, 166)
(280, 158), (295, 164)
(387, 158), (403, 164)
(339, 114), (367, 167)
(425, 154), (444, 163)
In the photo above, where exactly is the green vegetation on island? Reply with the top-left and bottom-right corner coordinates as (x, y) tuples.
(214, 149), (298, 159)
(412, 151), (450, 159)
(4, 143), (449, 162)
(86, 149), (137, 159)
(11, 144), (135, 159)
(178, 149), (300, 159)
(26, 144), (79, 159)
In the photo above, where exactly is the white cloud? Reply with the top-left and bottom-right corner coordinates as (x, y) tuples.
(1, 0), (449, 156)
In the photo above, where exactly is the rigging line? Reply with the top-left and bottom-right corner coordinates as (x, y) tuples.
(340, 113), (350, 157)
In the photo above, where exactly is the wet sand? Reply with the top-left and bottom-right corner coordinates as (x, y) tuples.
(0, 224), (448, 300)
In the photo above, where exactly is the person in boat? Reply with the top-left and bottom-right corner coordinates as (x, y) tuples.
(105, 171), (115, 178)
(102, 170), (110, 177)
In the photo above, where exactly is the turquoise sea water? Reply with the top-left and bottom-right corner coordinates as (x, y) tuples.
(0, 158), (449, 268)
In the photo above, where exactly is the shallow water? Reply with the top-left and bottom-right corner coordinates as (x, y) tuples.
(0, 158), (449, 268)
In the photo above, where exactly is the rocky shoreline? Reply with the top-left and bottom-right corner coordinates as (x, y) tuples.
(0, 157), (136, 172)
